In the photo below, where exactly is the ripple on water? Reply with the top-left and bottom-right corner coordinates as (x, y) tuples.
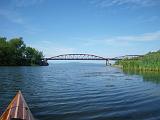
(0, 64), (160, 120)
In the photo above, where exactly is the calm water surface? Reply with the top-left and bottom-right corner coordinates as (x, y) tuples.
(0, 63), (160, 120)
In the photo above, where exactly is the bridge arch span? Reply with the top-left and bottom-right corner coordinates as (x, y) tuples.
(41, 54), (143, 66)
(46, 54), (107, 60)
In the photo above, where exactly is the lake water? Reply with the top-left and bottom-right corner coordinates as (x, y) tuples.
(0, 63), (160, 120)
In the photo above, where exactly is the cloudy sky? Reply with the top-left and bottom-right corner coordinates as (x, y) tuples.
(0, 0), (160, 58)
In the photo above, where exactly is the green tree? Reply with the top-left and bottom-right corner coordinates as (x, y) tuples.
(0, 36), (44, 66)
(8, 37), (26, 65)
(25, 47), (43, 65)
(0, 37), (8, 65)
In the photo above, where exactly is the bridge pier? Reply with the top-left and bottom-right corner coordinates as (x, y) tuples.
(106, 59), (112, 66)
(106, 59), (109, 66)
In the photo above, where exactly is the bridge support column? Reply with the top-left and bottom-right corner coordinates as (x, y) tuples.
(106, 59), (109, 66)
(106, 59), (111, 66)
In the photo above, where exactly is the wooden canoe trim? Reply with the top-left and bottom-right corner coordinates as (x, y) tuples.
(0, 91), (34, 120)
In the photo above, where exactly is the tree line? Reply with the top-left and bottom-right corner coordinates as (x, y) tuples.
(115, 50), (160, 71)
(0, 37), (44, 66)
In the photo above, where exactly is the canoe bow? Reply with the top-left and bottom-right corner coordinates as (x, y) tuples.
(0, 91), (34, 120)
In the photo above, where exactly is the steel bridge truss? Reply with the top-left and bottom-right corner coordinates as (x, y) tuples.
(47, 54), (106, 60)
(45, 54), (142, 61)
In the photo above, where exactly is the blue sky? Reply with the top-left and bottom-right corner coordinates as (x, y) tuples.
(0, 0), (160, 58)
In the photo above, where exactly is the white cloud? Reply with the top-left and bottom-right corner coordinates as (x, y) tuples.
(136, 16), (159, 24)
(0, 8), (44, 35)
(81, 31), (160, 48)
(25, 31), (160, 57)
(90, 0), (159, 8)
(0, 9), (24, 24)
(12, 0), (44, 7)
(29, 41), (75, 57)
(108, 31), (160, 42)
(0, 0), (44, 23)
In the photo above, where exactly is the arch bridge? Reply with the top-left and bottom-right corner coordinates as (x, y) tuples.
(43, 54), (142, 66)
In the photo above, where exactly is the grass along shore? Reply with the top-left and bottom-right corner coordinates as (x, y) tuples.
(115, 50), (160, 72)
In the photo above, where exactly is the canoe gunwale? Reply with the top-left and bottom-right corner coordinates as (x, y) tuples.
(0, 91), (35, 120)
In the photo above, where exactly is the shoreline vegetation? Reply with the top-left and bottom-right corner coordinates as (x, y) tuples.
(115, 50), (160, 72)
(0, 37), (48, 66)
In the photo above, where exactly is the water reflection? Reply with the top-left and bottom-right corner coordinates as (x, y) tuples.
(123, 69), (160, 84)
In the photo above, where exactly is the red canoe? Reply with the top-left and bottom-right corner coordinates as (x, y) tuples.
(0, 91), (35, 120)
